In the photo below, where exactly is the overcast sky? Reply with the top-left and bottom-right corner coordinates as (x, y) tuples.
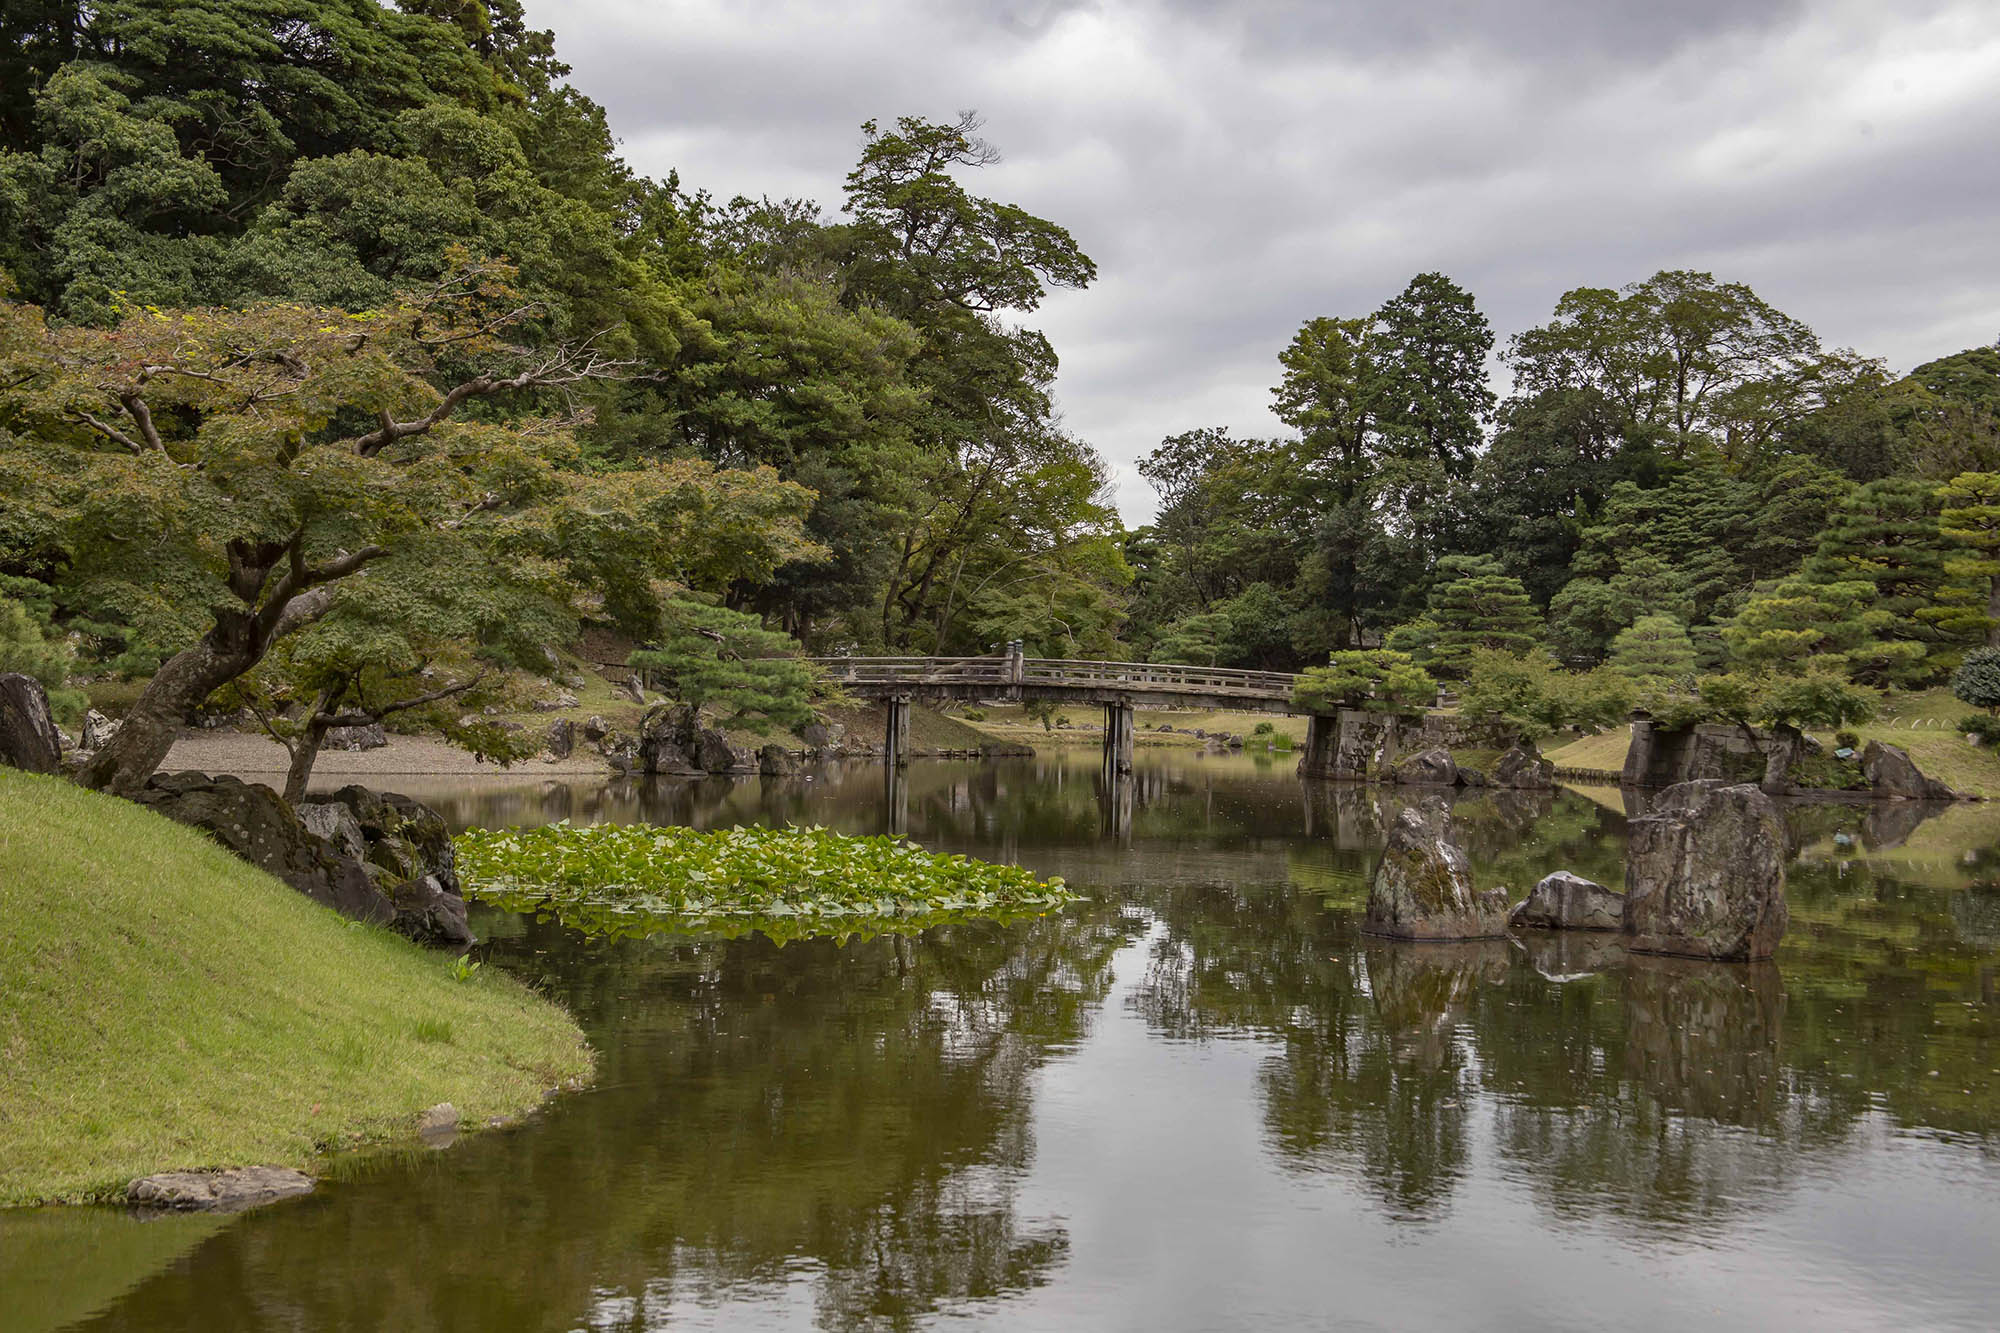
(530, 0), (2000, 522)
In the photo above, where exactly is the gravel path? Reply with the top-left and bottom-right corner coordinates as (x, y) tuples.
(163, 731), (614, 780)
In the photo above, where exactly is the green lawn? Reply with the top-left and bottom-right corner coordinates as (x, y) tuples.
(0, 770), (592, 1205)
(1543, 729), (1631, 775)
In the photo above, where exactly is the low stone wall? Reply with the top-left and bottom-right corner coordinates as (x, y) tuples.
(1296, 708), (1514, 781)
(1621, 720), (1776, 789)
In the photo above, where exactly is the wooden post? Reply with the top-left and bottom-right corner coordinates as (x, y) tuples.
(1102, 699), (1134, 780)
(885, 695), (911, 769)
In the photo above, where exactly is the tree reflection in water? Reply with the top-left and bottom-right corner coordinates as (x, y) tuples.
(51, 754), (2000, 1330)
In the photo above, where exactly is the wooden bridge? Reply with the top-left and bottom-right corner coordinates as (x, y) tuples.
(809, 642), (1305, 777)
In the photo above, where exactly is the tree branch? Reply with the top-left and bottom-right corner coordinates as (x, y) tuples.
(72, 410), (149, 454)
(341, 339), (640, 457)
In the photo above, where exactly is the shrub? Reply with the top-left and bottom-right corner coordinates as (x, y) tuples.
(1833, 729), (1861, 750)
(1252, 721), (1274, 735)
(1952, 647), (2000, 715)
(1962, 714), (2000, 745)
(962, 708), (986, 722)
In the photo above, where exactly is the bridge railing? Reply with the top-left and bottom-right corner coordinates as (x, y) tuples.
(807, 654), (1299, 701)
(809, 656), (1010, 685)
(1020, 658), (1296, 697)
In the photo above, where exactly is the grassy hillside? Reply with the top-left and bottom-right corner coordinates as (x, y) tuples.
(0, 770), (592, 1206)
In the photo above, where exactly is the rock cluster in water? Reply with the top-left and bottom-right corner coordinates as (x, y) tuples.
(1365, 779), (1789, 961)
(1362, 797), (1512, 940)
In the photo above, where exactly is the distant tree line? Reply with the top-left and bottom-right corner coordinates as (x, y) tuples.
(1131, 265), (2000, 721)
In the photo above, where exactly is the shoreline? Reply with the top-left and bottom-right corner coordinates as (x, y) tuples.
(162, 731), (615, 781)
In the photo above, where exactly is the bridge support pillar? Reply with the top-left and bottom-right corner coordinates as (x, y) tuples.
(1102, 699), (1134, 779)
(885, 695), (911, 768)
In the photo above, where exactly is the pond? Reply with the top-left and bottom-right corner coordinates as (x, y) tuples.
(13, 751), (2000, 1331)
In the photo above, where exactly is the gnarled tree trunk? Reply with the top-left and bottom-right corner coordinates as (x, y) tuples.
(75, 625), (264, 795)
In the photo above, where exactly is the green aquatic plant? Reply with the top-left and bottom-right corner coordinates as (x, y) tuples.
(454, 823), (1076, 942)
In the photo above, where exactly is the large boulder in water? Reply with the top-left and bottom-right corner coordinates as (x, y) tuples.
(1859, 741), (1957, 800)
(1362, 797), (1510, 940)
(1622, 780), (1788, 961)
(1490, 744), (1554, 790)
(0, 672), (61, 774)
(1509, 870), (1624, 931)
(1392, 746), (1458, 787)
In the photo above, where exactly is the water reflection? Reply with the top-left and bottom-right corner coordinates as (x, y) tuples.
(22, 752), (2000, 1331)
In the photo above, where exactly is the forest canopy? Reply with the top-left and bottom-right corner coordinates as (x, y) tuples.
(3, 0), (1998, 780)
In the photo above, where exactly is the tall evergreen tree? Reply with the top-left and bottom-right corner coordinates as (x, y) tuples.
(1422, 555), (1540, 672)
(1937, 471), (2000, 646)
(1803, 476), (1978, 680)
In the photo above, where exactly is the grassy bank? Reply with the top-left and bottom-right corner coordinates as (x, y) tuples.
(0, 770), (592, 1206)
(964, 703), (1305, 747)
(1544, 687), (2000, 798)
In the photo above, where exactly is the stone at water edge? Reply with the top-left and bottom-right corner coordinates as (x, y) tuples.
(1859, 741), (1957, 801)
(1622, 780), (1788, 962)
(1392, 746), (1459, 787)
(1362, 797), (1511, 940)
(298, 799), (370, 863)
(1491, 744), (1555, 790)
(0, 672), (62, 774)
(1509, 870), (1624, 931)
(417, 1102), (460, 1148)
(545, 718), (575, 759)
(129, 1166), (314, 1213)
(758, 743), (796, 776)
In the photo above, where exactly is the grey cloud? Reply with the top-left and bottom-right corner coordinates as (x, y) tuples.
(531, 0), (2000, 519)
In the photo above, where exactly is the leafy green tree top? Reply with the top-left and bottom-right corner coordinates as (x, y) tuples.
(1938, 471), (2000, 646)
(1804, 475), (1980, 673)
(1607, 615), (1697, 686)
(1696, 667), (1877, 734)
(1292, 650), (1435, 715)
(1457, 648), (1631, 739)
(0, 274), (817, 791)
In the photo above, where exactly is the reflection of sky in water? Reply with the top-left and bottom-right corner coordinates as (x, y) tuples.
(20, 752), (2000, 1332)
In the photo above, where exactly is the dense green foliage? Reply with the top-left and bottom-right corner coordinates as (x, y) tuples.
(0, 4), (1133, 788)
(1130, 261), (2000, 696)
(627, 598), (815, 734)
(3, 0), (1997, 756)
(1291, 650), (1435, 714)
(455, 822), (1076, 940)
(1951, 646), (2000, 715)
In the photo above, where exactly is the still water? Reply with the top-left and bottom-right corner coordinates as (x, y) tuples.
(15, 751), (2000, 1331)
